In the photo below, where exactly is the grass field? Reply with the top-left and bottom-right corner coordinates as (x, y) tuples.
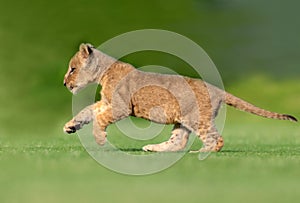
(1, 0), (300, 202)
(1, 104), (300, 203)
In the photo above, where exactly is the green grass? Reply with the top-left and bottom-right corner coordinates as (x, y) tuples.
(1, 117), (300, 203)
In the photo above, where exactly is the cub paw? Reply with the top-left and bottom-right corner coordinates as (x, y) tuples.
(95, 137), (107, 146)
(63, 120), (78, 134)
(93, 129), (107, 146)
(143, 143), (185, 152)
(142, 144), (158, 152)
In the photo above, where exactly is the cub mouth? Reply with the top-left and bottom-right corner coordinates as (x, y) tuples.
(70, 85), (84, 95)
(70, 86), (79, 94)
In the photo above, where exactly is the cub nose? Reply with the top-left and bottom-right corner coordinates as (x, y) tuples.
(63, 82), (66, 86)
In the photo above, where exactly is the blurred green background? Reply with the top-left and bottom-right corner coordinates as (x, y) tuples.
(0, 0), (300, 203)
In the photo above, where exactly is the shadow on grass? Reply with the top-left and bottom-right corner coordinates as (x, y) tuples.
(118, 148), (144, 152)
(219, 146), (300, 157)
(1, 144), (299, 157)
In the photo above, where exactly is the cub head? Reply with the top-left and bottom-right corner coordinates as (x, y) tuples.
(63, 43), (99, 94)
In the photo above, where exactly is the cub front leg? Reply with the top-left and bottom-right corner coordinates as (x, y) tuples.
(92, 101), (114, 146)
(64, 100), (125, 146)
(63, 105), (94, 134)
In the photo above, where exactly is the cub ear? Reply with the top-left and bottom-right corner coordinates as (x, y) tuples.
(79, 43), (94, 58)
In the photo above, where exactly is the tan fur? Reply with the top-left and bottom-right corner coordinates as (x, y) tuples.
(63, 43), (297, 153)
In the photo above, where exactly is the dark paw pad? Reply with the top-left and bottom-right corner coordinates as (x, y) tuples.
(64, 125), (77, 134)
(67, 126), (76, 133)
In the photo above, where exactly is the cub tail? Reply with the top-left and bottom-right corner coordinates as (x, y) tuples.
(225, 92), (297, 122)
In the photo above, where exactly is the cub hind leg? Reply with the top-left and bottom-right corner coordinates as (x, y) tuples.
(142, 124), (191, 152)
(191, 124), (224, 153)
(192, 95), (224, 153)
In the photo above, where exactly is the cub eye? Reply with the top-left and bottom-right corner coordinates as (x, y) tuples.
(70, 67), (76, 75)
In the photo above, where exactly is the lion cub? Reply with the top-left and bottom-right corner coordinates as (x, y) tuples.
(63, 43), (297, 152)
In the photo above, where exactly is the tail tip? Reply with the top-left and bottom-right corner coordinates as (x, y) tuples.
(284, 114), (298, 122)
